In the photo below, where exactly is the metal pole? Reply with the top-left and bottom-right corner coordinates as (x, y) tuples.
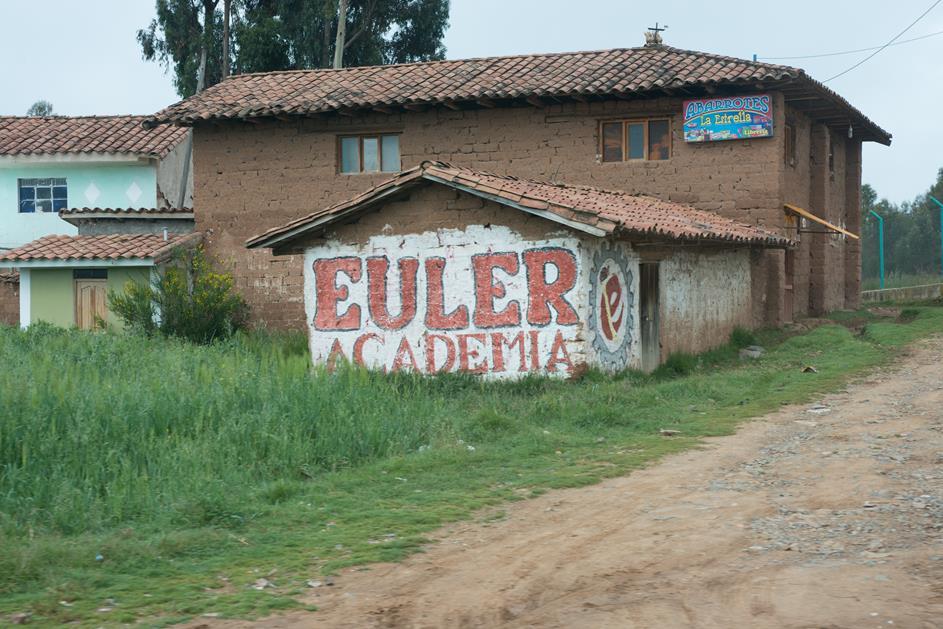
(928, 195), (943, 277)
(869, 209), (885, 290)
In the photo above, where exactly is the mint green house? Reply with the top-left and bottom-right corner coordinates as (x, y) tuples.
(0, 115), (191, 250)
(0, 116), (194, 327)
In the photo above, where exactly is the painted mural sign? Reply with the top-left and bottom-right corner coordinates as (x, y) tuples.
(683, 94), (773, 143)
(589, 248), (634, 370)
(304, 226), (586, 378)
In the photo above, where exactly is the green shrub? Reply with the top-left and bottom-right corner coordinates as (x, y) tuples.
(109, 247), (248, 344)
(653, 352), (698, 378)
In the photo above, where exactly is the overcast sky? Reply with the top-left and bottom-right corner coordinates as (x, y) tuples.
(1, 0), (939, 204)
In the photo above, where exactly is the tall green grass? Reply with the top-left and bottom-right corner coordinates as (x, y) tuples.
(0, 324), (456, 534)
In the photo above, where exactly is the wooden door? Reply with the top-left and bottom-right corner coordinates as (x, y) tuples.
(639, 263), (660, 372)
(75, 279), (107, 330)
(783, 250), (796, 323)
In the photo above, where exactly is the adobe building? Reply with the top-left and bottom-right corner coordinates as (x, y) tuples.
(145, 40), (890, 367)
(247, 162), (789, 376)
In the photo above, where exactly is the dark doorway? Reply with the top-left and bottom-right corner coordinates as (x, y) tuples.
(639, 262), (660, 372)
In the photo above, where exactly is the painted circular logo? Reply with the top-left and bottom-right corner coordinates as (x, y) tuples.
(596, 258), (628, 353)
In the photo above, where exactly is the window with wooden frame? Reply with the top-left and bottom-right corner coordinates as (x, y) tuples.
(338, 134), (401, 174)
(784, 123), (797, 167)
(600, 119), (671, 162)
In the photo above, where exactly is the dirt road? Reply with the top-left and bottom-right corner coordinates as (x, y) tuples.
(221, 337), (943, 628)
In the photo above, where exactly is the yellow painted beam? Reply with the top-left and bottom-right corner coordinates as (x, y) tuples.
(784, 204), (859, 240)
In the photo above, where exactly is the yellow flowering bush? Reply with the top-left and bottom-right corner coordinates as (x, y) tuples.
(109, 247), (248, 343)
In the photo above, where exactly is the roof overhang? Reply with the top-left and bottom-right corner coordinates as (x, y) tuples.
(0, 153), (154, 166)
(59, 211), (195, 226)
(0, 258), (156, 270)
(248, 162), (793, 253)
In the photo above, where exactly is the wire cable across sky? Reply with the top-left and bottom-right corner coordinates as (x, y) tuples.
(821, 0), (943, 82)
(759, 28), (943, 61)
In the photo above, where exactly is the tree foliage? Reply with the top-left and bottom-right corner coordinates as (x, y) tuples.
(139, 0), (449, 97)
(861, 169), (943, 280)
(26, 100), (54, 117)
(109, 247), (248, 344)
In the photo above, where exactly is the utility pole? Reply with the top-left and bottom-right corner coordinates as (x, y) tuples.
(869, 209), (885, 290)
(929, 195), (943, 277)
(333, 0), (349, 69)
(222, 0), (231, 79)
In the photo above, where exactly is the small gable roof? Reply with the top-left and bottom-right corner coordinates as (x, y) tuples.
(246, 161), (792, 252)
(0, 116), (189, 158)
(146, 46), (890, 144)
(0, 232), (203, 267)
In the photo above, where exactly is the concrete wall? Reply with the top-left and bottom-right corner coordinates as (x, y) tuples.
(0, 274), (18, 326)
(0, 158), (158, 248)
(861, 283), (943, 304)
(157, 133), (194, 209)
(74, 218), (194, 236)
(193, 93), (789, 329)
(28, 267), (150, 327)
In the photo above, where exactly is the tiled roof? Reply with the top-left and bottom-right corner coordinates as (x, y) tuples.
(0, 116), (189, 158)
(59, 207), (194, 216)
(147, 46), (889, 144)
(0, 233), (203, 265)
(247, 161), (792, 250)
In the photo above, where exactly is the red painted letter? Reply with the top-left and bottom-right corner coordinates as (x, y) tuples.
(472, 252), (521, 328)
(458, 333), (489, 373)
(490, 331), (527, 373)
(314, 257), (362, 331)
(424, 257), (469, 329)
(353, 333), (384, 367)
(391, 337), (420, 372)
(367, 256), (419, 330)
(523, 248), (578, 325)
(546, 330), (575, 373)
(325, 338), (348, 372)
(425, 333), (457, 373)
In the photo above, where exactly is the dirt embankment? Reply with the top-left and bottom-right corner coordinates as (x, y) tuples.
(206, 337), (943, 628)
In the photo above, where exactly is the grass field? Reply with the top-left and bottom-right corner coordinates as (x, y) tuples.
(862, 272), (943, 291)
(2, 307), (942, 626)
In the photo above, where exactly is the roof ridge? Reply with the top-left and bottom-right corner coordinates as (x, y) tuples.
(215, 45), (797, 82)
(0, 114), (151, 121)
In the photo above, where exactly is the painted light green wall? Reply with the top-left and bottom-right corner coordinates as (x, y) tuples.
(30, 266), (152, 328)
(1, 161), (158, 248)
(30, 269), (74, 327)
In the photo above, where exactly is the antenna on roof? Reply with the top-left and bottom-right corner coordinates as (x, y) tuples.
(645, 23), (668, 47)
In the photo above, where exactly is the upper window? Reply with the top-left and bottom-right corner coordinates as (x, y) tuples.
(600, 119), (671, 162)
(19, 178), (67, 213)
(339, 134), (400, 174)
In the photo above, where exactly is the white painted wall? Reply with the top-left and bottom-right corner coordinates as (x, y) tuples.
(659, 248), (753, 356)
(303, 225), (592, 379)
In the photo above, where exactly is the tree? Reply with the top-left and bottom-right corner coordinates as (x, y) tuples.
(861, 169), (943, 281)
(141, 1), (448, 96)
(26, 100), (54, 117)
(138, 0), (224, 98)
(232, 0), (449, 73)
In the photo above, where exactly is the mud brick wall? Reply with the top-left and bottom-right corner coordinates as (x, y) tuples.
(0, 273), (19, 326)
(194, 92), (806, 330)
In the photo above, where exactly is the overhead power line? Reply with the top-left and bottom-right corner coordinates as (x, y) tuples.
(823, 0), (943, 82)
(759, 28), (943, 60)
